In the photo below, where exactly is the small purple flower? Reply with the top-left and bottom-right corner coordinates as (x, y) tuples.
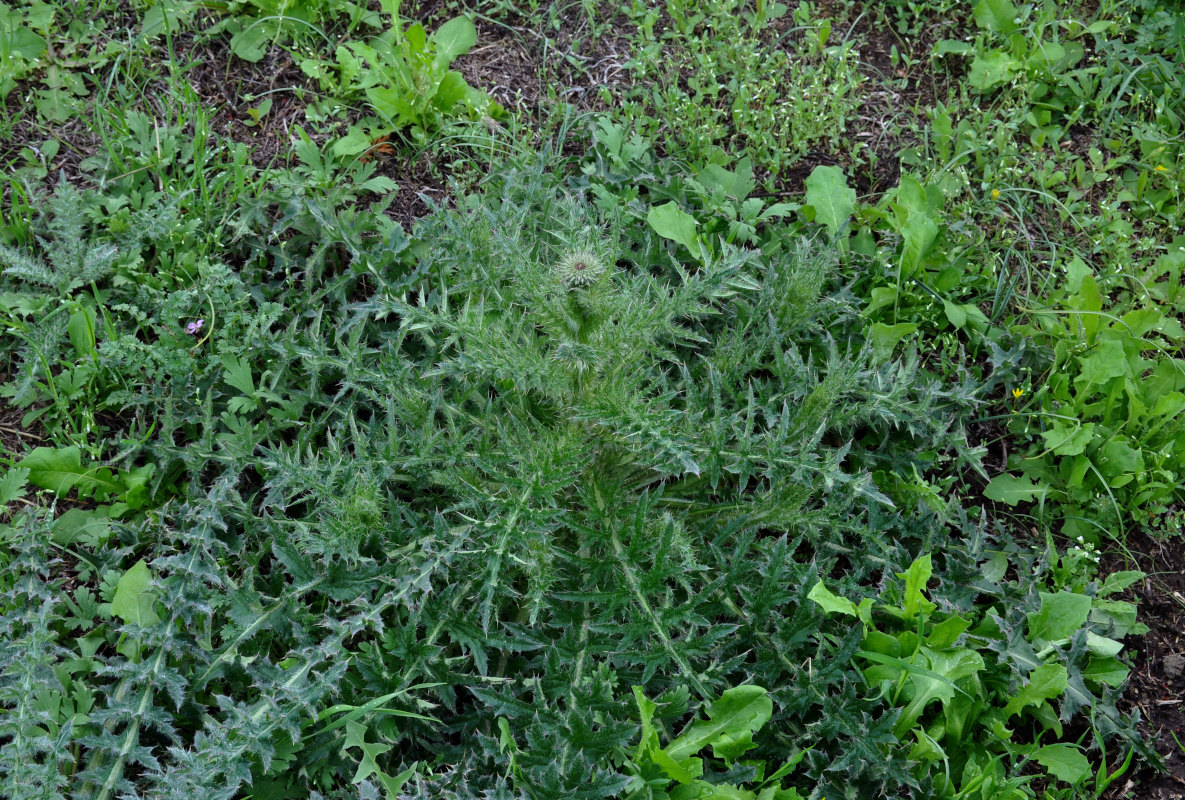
(186, 319), (205, 336)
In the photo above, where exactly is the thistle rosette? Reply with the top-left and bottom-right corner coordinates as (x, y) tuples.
(554, 248), (608, 288)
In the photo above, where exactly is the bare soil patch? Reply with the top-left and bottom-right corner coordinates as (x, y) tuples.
(1104, 532), (1185, 798)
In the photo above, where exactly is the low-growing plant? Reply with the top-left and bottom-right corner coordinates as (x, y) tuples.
(0, 156), (1001, 799)
(984, 258), (1185, 539)
(204, 0), (382, 62)
(299, 1), (505, 154)
(811, 550), (1149, 798)
(622, 684), (809, 799)
(618, 0), (863, 182)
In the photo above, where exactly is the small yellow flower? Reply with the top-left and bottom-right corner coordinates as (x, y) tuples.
(991, 188), (1000, 199)
(1012, 388), (1025, 400)
(1154, 165), (1168, 172)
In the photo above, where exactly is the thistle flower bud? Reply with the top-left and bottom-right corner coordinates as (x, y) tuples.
(555, 249), (608, 287)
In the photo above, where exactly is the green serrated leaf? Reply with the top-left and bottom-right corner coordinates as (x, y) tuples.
(1033, 743), (1090, 784)
(667, 685), (772, 763)
(982, 473), (1045, 505)
(807, 580), (859, 618)
(0, 466), (29, 506)
(1003, 662), (1067, 719)
(898, 553), (937, 620)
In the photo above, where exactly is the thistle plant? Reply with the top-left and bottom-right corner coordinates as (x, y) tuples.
(0, 161), (990, 799)
(245, 165), (979, 796)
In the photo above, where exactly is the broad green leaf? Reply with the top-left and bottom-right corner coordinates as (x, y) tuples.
(497, 718), (518, 757)
(943, 299), (966, 329)
(1117, 307), (1161, 338)
(1026, 40), (1066, 70)
(647, 202), (699, 254)
(942, 300), (989, 332)
(633, 685), (660, 762)
(982, 473), (1045, 505)
(653, 748), (701, 784)
(1039, 421), (1095, 456)
(34, 87), (79, 124)
(934, 39), (973, 55)
(910, 728), (947, 762)
(343, 720), (392, 785)
(762, 749), (810, 785)
(863, 286), (897, 317)
(19, 446), (123, 499)
(1098, 440), (1142, 482)
(757, 786), (803, 800)
(927, 615), (971, 650)
(671, 781), (753, 800)
(666, 685), (772, 763)
(972, 0), (1020, 33)
(884, 647), (982, 737)
(403, 21), (427, 55)
(1, 22), (46, 60)
(1075, 339), (1127, 389)
(1033, 743), (1090, 784)
(868, 322), (917, 363)
(431, 16), (476, 62)
(1083, 655), (1129, 687)
(804, 165), (856, 236)
(111, 560), (161, 628)
(1027, 591), (1092, 643)
(1090, 598), (1144, 638)
(1064, 256), (1090, 292)
(141, 0), (195, 39)
(51, 508), (112, 547)
(332, 127), (375, 157)
(1085, 632), (1123, 658)
(433, 70), (470, 112)
(230, 22), (270, 62)
(1003, 662), (1067, 718)
(366, 86), (419, 127)
(968, 50), (1018, 91)
(1072, 274), (1103, 340)
(698, 158), (756, 199)
(67, 305), (96, 358)
(899, 209), (938, 275)
(1150, 391), (1185, 420)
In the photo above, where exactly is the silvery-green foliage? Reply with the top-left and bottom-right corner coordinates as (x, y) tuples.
(0, 181), (116, 295)
(0, 159), (996, 799)
(235, 164), (977, 797)
(0, 515), (75, 800)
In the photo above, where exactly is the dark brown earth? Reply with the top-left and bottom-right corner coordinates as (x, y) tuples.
(1103, 532), (1185, 798)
